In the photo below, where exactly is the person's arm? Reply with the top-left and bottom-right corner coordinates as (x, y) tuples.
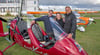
(71, 15), (77, 33)
(62, 14), (65, 23)
(35, 16), (45, 21)
(31, 16), (45, 24)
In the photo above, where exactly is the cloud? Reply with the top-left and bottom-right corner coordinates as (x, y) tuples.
(94, 0), (100, 4)
(71, 0), (100, 4)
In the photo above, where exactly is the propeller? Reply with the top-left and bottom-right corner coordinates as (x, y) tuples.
(6, 20), (12, 42)
(8, 25), (11, 41)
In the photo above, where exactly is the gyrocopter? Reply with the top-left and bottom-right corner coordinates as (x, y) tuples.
(0, 16), (88, 55)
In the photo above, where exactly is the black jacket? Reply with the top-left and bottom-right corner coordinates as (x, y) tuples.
(35, 15), (55, 33)
(56, 19), (64, 28)
(64, 12), (77, 33)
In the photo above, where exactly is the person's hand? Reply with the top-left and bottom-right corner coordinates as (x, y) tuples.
(31, 20), (36, 24)
(67, 33), (72, 38)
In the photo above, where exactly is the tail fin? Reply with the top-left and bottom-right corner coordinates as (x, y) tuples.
(0, 17), (7, 34)
(0, 20), (4, 34)
(0, 20), (9, 37)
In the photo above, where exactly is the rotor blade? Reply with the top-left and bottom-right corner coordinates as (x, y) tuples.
(8, 27), (11, 41)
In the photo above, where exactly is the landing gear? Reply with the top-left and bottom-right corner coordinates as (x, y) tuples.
(0, 42), (16, 55)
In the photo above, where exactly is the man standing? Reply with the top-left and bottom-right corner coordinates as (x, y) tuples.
(64, 6), (77, 39)
(32, 10), (55, 38)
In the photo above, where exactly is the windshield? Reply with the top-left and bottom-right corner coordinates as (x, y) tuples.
(49, 17), (68, 40)
(77, 19), (85, 23)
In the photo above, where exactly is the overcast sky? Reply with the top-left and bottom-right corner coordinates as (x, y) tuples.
(39, 0), (100, 10)
(39, 0), (100, 5)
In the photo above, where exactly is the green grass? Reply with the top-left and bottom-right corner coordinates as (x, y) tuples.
(0, 19), (100, 55)
(76, 19), (100, 55)
(81, 13), (100, 17)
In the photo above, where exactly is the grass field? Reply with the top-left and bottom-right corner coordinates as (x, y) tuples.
(0, 19), (100, 55)
(81, 13), (100, 17)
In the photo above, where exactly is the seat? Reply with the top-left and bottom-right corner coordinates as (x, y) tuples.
(17, 19), (29, 39)
(32, 24), (44, 41)
(31, 24), (55, 49)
